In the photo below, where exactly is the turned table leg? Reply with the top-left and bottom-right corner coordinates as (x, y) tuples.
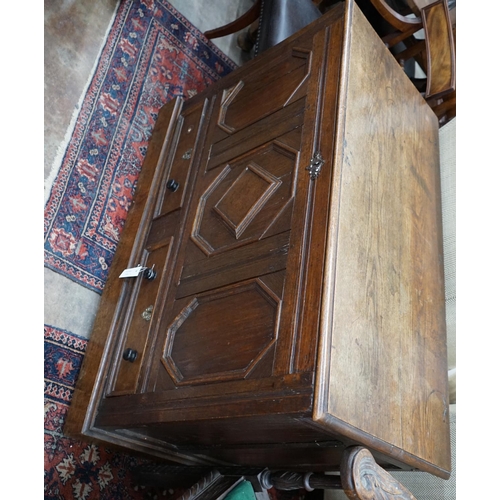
(133, 447), (418, 500)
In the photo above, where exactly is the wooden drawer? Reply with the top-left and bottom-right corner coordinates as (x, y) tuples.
(107, 238), (174, 396)
(107, 98), (209, 396)
(156, 99), (208, 217)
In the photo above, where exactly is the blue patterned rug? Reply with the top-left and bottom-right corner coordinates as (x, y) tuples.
(44, 0), (236, 293)
(44, 324), (173, 499)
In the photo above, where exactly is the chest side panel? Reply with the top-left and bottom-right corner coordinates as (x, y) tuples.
(315, 4), (450, 477)
(63, 97), (185, 437)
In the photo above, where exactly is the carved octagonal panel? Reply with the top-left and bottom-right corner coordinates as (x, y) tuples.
(162, 280), (281, 385)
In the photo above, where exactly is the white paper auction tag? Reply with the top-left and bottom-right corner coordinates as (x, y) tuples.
(119, 265), (146, 278)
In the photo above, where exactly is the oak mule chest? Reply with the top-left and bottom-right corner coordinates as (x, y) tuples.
(66, 0), (451, 480)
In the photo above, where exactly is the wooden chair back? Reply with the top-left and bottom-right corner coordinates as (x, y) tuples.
(367, 0), (456, 125)
(421, 0), (456, 100)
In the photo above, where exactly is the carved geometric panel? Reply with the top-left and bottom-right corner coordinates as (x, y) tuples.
(192, 141), (298, 256)
(217, 48), (312, 135)
(217, 81), (244, 134)
(213, 162), (281, 239)
(162, 280), (280, 385)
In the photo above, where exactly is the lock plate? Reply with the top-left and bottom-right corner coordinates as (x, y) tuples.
(306, 152), (325, 180)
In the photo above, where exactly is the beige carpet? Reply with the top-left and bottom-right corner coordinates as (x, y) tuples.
(439, 118), (456, 404)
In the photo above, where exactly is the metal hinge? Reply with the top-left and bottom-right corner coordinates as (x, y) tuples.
(306, 152), (324, 180)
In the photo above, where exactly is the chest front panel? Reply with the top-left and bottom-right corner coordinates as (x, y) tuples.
(103, 27), (339, 410)
(148, 38), (326, 396)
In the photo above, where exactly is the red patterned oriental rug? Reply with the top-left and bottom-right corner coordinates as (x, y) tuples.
(44, 325), (166, 499)
(44, 0), (237, 293)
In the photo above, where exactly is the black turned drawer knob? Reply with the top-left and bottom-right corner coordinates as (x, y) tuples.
(142, 266), (157, 281)
(123, 348), (138, 363)
(166, 179), (179, 192)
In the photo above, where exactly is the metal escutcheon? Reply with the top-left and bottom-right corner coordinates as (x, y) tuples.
(306, 152), (325, 180)
(142, 305), (153, 321)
